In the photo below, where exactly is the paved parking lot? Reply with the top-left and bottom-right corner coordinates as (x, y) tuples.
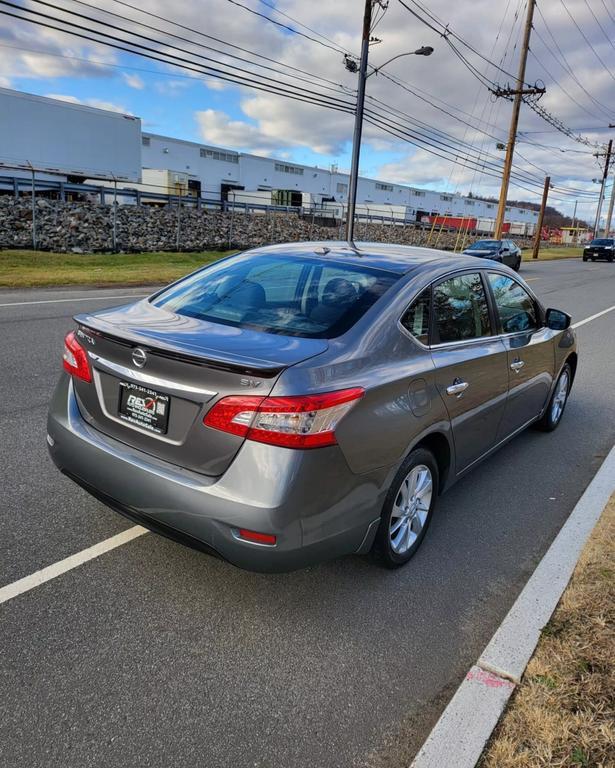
(1, 258), (615, 768)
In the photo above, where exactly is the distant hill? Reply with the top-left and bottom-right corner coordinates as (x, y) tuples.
(466, 192), (589, 228)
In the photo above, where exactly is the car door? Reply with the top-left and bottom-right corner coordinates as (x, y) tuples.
(499, 241), (513, 268)
(486, 272), (555, 438)
(429, 271), (509, 473)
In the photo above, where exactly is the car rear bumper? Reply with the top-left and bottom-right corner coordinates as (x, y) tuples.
(47, 375), (384, 572)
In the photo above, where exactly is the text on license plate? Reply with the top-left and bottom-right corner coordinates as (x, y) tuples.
(118, 381), (170, 434)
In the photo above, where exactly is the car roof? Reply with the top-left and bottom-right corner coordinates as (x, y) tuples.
(243, 240), (481, 275)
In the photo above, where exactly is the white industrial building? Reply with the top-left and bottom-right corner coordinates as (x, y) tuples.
(0, 88), (538, 230)
(140, 132), (539, 227)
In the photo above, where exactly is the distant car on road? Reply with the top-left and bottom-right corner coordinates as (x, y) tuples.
(463, 239), (522, 271)
(582, 238), (614, 262)
(48, 242), (577, 572)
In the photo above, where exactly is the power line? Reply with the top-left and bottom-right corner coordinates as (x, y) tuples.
(582, 0), (615, 54)
(224, 0), (346, 56)
(0, 2), (355, 115)
(20, 0), (354, 105)
(559, 0), (615, 82)
(101, 0), (352, 93)
(533, 7), (614, 119)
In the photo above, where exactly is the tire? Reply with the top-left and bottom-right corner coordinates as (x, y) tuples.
(535, 363), (572, 432)
(514, 258), (521, 272)
(582, 256), (588, 262)
(371, 448), (439, 568)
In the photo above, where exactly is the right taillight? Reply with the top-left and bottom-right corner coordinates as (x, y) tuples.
(62, 331), (92, 383)
(203, 388), (364, 449)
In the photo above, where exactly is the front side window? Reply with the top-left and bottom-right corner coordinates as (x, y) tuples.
(401, 288), (431, 345)
(151, 254), (399, 339)
(488, 273), (538, 333)
(433, 273), (491, 343)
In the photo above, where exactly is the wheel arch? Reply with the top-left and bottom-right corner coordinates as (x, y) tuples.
(413, 431), (452, 493)
(565, 351), (578, 385)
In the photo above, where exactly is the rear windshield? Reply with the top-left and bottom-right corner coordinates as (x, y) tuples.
(468, 240), (500, 249)
(589, 239), (614, 246)
(151, 252), (400, 338)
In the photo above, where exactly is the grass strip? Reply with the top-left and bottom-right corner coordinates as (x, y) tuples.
(479, 495), (615, 767)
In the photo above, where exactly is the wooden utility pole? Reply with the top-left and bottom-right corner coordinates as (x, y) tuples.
(494, 0), (541, 239)
(604, 174), (615, 237)
(532, 176), (550, 259)
(593, 139), (612, 237)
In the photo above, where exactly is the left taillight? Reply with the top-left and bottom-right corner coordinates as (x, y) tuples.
(203, 387), (365, 449)
(62, 331), (92, 383)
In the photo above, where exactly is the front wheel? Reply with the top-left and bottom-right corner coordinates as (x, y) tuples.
(535, 363), (572, 432)
(514, 258), (521, 271)
(371, 448), (438, 568)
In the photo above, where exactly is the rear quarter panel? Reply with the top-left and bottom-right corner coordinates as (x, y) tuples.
(274, 282), (452, 476)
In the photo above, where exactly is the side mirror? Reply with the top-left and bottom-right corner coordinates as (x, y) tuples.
(545, 308), (571, 330)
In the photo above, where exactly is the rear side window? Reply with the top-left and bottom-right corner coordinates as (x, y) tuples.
(151, 253), (399, 339)
(488, 273), (538, 333)
(401, 288), (431, 345)
(433, 273), (491, 344)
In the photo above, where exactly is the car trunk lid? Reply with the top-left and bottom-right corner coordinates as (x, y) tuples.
(71, 299), (328, 476)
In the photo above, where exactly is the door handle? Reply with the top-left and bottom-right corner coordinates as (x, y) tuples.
(510, 359), (525, 373)
(446, 379), (469, 397)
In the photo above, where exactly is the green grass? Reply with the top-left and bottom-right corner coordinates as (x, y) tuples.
(522, 246), (582, 261)
(0, 250), (234, 288)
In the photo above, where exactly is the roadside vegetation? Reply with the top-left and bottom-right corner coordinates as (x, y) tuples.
(479, 495), (615, 768)
(522, 246), (582, 260)
(0, 244), (583, 288)
(0, 249), (233, 288)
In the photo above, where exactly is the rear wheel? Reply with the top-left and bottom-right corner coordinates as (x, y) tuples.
(371, 448), (438, 568)
(535, 363), (571, 432)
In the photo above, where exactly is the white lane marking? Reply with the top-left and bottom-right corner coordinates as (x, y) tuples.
(0, 294), (148, 308)
(0, 526), (148, 605)
(572, 303), (615, 329)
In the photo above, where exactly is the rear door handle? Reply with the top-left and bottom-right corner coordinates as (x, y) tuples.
(510, 359), (525, 373)
(446, 379), (469, 397)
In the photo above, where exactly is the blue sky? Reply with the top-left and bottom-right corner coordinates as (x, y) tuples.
(2, 0), (614, 219)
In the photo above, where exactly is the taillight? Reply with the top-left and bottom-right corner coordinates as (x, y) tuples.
(204, 388), (364, 448)
(62, 331), (92, 383)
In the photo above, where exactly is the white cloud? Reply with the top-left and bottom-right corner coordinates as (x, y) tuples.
(122, 73), (144, 90)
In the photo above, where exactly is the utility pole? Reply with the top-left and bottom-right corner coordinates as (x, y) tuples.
(493, 0), (543, 239)
(605, 178), (615, 237)
(532, 176), (550, 259)
(571, 199), (577, 229)
(345, 0), (372, 245)
(593, 139), (612, 237)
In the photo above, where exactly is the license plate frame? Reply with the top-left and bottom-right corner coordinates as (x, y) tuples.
(117, 381), (170, 435)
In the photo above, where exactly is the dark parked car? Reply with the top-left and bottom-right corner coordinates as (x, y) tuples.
(463, 239), (522, 271)
(48, 242), (577, 572)
(582, 238), (614, 262)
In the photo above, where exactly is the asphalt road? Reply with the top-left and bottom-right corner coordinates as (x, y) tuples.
(1, 259), (615, 768)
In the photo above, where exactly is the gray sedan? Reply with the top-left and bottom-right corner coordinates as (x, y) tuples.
(48, 242), (577, 572)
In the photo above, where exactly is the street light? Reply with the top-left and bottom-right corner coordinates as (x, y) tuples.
(369, 46), (434, 76)
(344, 3), (434, 244)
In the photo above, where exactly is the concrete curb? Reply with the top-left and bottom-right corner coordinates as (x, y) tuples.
(410, 444), (615, 768)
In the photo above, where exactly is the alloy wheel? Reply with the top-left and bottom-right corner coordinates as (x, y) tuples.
(389, 464), (433, 554)
(551, 369), (569, 424)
